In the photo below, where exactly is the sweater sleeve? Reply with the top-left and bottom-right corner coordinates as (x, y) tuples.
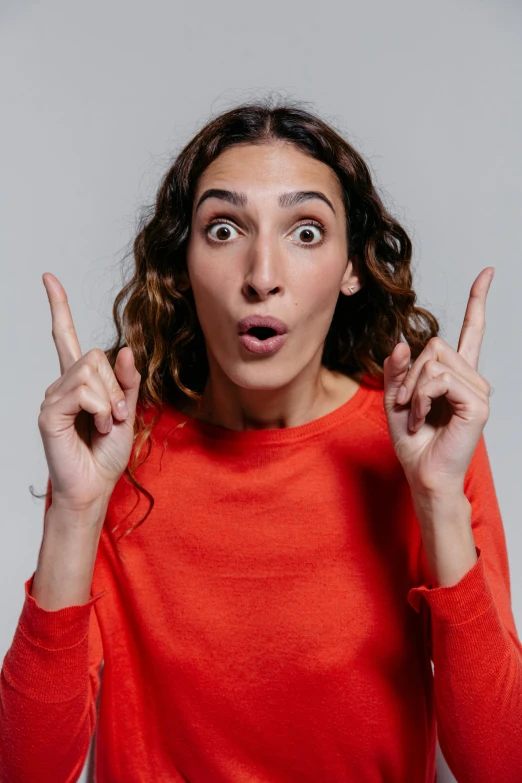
(0, 477), (106, 783)
(407, 433), (522, 783)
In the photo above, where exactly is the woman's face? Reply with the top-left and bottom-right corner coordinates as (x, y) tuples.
(185, 140), (359, 393)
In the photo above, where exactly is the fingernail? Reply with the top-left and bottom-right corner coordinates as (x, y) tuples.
(397, 385), (407, 404)
(117, 399), (128, 418)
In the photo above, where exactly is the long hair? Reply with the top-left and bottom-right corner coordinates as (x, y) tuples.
(44, 96), (441, 545)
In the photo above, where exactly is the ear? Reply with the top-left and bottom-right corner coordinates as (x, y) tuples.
(178, 268), (191, 292)
(340, 254), (363, 296)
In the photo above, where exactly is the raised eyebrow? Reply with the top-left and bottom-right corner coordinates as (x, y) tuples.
(279, 190), (336, 216)
(194, 189), (336, 216)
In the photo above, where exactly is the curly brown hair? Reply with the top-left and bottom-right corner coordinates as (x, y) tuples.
(42, 95), (441, 546)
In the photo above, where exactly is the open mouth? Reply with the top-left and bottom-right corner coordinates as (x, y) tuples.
(246, 327), (278, 340)
(238, 327), (288, 354)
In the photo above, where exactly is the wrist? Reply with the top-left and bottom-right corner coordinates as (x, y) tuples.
(46, 496), (111, 534)
(409, 482), (469, 510)
(411, 489), (471, 531)
(410, 491), (476, 588)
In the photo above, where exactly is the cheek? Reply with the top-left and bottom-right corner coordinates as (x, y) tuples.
(190, 281), (226, 329)
(187, 270), (234, 339)
(292, 268), (342, 315)
(187, 244), (235, 290)
(186, 248), (227, 294)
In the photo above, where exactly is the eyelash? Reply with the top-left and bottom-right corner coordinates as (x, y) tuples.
(202, 218), (328, 248)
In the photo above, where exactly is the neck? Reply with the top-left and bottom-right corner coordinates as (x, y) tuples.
(185, 365), (362, 432)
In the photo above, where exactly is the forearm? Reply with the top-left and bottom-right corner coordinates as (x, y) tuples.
(32, 498), (109, 610)
(407, 490), (522, 782)
(0, 500), (109, 782)
(410, 490), (477, 588)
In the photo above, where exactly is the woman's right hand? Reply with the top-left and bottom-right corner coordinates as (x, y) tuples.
(38, 273), (142, 513)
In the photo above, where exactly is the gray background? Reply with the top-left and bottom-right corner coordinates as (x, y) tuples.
(1, 1), (521, 781)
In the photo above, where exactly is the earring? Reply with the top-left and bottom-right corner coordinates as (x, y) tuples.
(348, 286), (356, 293)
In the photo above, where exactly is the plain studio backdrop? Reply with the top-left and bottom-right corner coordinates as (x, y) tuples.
(1, 1), (521, 780)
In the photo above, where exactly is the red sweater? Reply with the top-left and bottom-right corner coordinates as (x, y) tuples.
(2, 373), (521, 782)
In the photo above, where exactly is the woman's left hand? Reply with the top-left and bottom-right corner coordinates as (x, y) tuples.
(383, 267), (495, 498)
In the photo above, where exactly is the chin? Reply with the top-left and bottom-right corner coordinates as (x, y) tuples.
(224, 362), (296, 392)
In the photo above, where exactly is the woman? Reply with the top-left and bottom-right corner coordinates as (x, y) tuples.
(2, 98), (521, 783)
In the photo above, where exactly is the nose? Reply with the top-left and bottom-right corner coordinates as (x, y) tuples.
(241, 236), (284, 300)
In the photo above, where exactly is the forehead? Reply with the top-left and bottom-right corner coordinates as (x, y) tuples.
(195, 141), (343, 204)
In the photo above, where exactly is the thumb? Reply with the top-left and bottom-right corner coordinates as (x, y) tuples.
(383, 342), (411, 406)
(114, 346), (141, 418)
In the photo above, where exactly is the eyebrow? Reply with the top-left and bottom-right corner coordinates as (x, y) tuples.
(194, 188), (336, 216)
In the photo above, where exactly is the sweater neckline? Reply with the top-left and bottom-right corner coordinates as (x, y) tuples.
(161, 372), (380, 446)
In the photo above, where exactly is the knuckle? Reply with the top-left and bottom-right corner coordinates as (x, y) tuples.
(37, 410), (48, 431)
(94, 348), (118, 382)
(87, 347), (106, 364)
(109, 374), (125, 400)
(77, 383), (89, 404)
(479, 403), (490, 420)
(109, 372), (123, 394)
(79, 362), (95, 383)
(44, 380), (58, 399)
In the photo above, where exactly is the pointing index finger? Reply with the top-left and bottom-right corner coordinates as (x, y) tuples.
(456, 267), (495, 370)
(42, 273), (83, 375)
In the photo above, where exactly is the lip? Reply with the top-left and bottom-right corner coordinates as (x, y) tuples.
(238, 332), (288, 355)
(237, 314), (288, 335)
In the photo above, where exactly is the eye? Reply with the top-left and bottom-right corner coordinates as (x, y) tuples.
(204, 219), (240, 243)
(290, 220), (327, 247)
(202, 218), (327, 246)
